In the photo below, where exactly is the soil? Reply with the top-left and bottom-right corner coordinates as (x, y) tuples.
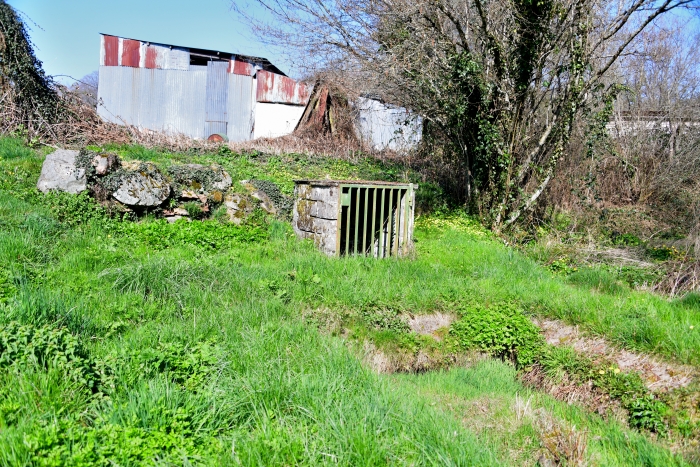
(532, 317), (696, 392)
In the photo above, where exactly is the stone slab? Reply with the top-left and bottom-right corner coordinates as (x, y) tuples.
(36, 149), (86, 194)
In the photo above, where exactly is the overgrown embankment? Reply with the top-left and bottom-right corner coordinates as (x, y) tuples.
(0, 137), (697, 465)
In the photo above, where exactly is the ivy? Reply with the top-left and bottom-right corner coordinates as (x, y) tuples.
(0, 1), (62, 125)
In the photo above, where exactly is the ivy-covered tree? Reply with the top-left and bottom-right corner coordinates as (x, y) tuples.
(234, 0), (695, 230)
(0, 0), (61, 128)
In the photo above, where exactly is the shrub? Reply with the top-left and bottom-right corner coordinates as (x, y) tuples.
(449, 302), (544, 367)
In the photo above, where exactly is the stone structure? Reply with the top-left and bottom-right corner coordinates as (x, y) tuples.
(293, 180), (417, 257)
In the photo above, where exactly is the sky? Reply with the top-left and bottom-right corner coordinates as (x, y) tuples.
(6, 0), (288, 84)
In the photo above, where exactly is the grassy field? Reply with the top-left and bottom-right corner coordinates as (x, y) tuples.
(0, 137), (697, 465)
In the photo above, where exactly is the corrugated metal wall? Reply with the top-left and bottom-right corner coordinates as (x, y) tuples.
(205, 61), (230, 137)
(227, 74), (254, 141)
(256, 70), (309, 105)
(98, 66), (262, 140)
(98, 66), (208, 139)
(355, 97), (422, 151)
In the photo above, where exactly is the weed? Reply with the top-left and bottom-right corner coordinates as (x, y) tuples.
(538, 346), (671, 435)
(358, 304), (411, 334)
(612, 233), (642, 246)
(183, 201), (205, 219)
(0, 266), (17, 304)
(646, 245), (682, 261)
(627, 395), (667, 433)
(115, 218), (267, 251)
(449, 302), (544, 367)
(0, 322), (97, 390)
(41, 190), (112, 227)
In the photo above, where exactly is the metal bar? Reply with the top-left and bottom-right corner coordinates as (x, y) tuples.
(344, 188), (351, 256)
(354, 188), (360, 255)
(363, 188), (369, 255)
(402, 188), (409, 256)
(393, 189), (400, 257)
(390, 189), (396, 257)
(387, 189), (394, 256)
(370, 188), (377, 258)
(379, 188), (386, 258)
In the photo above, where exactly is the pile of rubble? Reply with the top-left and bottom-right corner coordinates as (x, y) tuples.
(36, 149), (289, 223)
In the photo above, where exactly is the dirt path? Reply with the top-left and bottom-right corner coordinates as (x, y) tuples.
(533, 318), (696, 391)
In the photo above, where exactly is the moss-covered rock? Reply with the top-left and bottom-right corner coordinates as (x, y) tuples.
(167, 164), (232, 194)
(108, 161), (171, 207)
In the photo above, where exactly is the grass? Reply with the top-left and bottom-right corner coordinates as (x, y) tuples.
(0, 139), (696, 465)
(397, 362), (687, 466)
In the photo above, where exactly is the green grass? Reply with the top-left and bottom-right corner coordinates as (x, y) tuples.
(0, 139), (695, 465)
(397, 362), (688, 466)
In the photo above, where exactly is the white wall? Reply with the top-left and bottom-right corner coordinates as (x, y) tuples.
(253, 103), (305, 139)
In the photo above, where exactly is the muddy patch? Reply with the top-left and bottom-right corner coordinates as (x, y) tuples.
(406, 312), (455, 338)
(533, 318), (695, 391)
(359, 340), (465, 374)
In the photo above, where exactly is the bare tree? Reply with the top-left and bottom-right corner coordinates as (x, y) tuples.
(69, 70), (99, 108)
(233, 0), (696, 230)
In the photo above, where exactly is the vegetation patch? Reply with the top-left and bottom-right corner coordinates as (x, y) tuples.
(166, 163), (228, 192)
(0, 322), (98, 390)
(448, 302), (544, 368)
(249, 179), (293, 219)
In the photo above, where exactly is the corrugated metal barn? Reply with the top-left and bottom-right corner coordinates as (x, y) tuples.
(355, 98), (423, 151)
(97, 34), (310, 141)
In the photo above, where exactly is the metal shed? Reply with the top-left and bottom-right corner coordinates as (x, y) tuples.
(96, 34), (310, 142)
(293, 180), (417, 257)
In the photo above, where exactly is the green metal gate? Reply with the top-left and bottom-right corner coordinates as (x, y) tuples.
(337, 183), (414, 257)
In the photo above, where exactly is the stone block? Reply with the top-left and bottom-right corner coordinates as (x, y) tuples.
(37, 149), (86, 194)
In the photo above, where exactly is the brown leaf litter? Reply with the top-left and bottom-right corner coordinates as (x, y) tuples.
(533, 318), (696, 392)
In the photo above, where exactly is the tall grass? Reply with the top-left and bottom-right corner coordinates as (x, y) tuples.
(0, 139), (694, 465)
(397, 362), (689, 466)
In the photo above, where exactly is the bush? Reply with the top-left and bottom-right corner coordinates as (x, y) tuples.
(449, 302), (544, 367)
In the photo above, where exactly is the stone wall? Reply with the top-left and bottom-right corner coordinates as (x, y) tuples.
(293, 181), (340, 256)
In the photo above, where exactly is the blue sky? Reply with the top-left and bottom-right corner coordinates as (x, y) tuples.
(7, 0), (288, 84)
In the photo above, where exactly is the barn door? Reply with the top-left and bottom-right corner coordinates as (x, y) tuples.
(205, 60), (229, 138)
